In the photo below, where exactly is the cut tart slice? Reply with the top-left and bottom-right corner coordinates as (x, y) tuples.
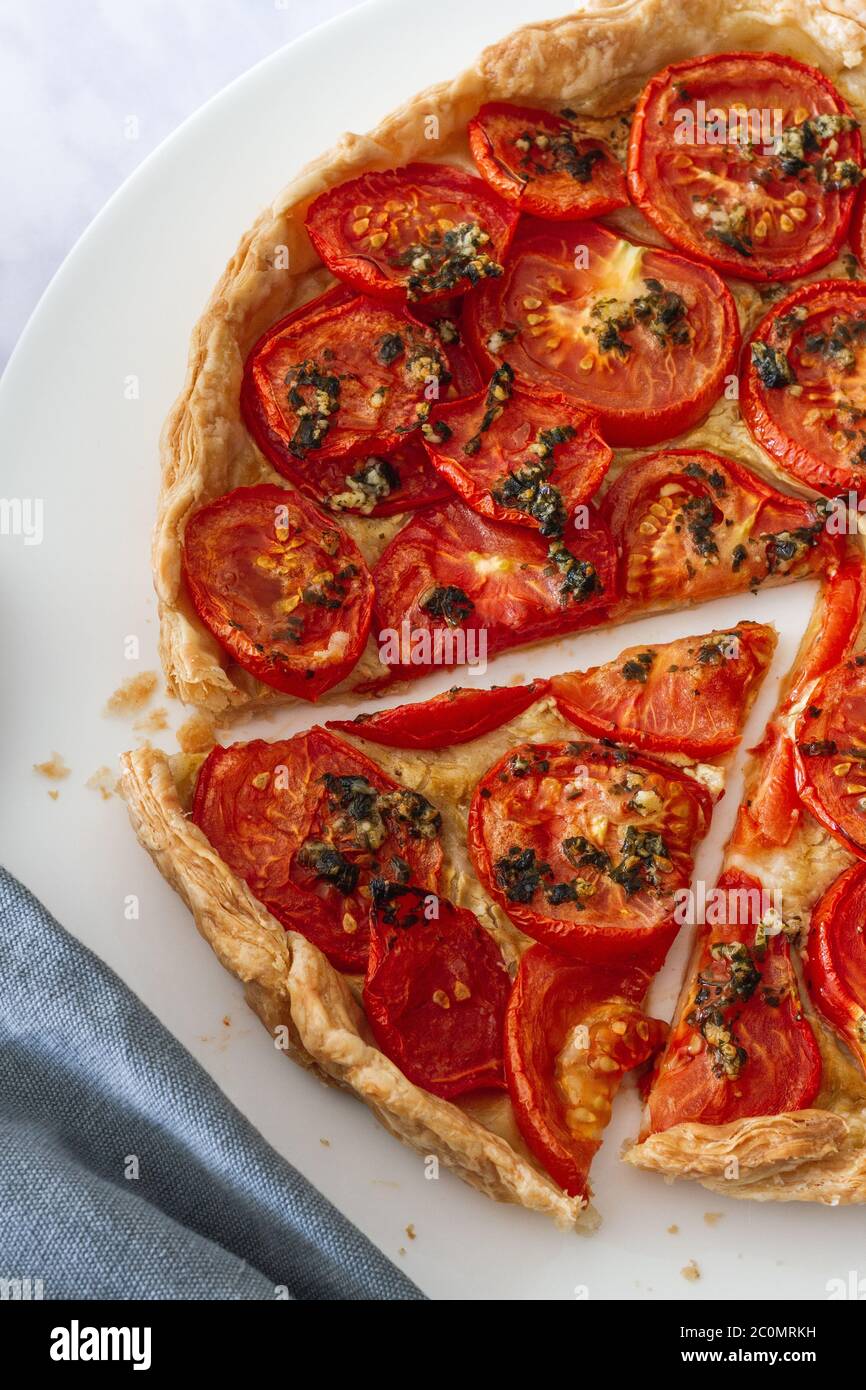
(625, 542), (866, 1203)
(121, 620), (773, 1225)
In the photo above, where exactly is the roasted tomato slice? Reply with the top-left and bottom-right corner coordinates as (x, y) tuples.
(363, 883), (511, 1098)
(181, 485), (373, 701)
(468, 741), (712, 969)
(467, 102), (628, 220)
(463, 219), (738, 446)
(734, 550), (866, 851)
(191, 729), (443, 973)
(806, 863), (866, 1076)
(242, 292), (462, 480)
(326, 680), (549, 750)
(643, 869), (821, 1133)
(628, 52), (863, 282)
(505, 944), (664, 1199)
(601, 448), (836, 614)
(371, 499), (615, 681)
(853, 183), (866, 270)
(552, 621), (775, 758)
(423, 368), (612, 537)
(305, 163), (518, 306)
(795, 656), (866, 859)
(741, 280), (866, 494)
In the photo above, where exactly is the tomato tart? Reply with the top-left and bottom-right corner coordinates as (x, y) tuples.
(126, 0), (866, 1226)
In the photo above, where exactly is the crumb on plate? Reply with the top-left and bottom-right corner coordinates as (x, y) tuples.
(681, 1261), (701, 1283)
(34, 753), (71, 780)
(104, 672), (158, 716)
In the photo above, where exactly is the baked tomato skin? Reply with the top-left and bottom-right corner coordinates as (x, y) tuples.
(505, 944), (665, 1199)
(853, 183), (866, 270)
(806, 863), (866, 1076)
(552, 621), (775, 758)
(191, 728), (443, 974)
(463, 218), (739, 447)
(601, 448), (838, 616)
(181, 485), (373, 701)
(371, 498), (616, 682)
(363, 882), (511, 1098)
(241, 292), (463, 486)
(423, 371), (613, 536)
(326, 680), (550, 750)
(741, 280), (866, 495)
(468, 740), (712, 971)
(643, 869), (821, 1135)
(734, 549), (866, 851)
(305, 163), (518, 306)
(467, 102), (628, 221)
(628, 51), (863, 283)
(795, 655), (866, 860)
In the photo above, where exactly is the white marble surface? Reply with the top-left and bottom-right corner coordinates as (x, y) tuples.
(0, 0), (366, 371)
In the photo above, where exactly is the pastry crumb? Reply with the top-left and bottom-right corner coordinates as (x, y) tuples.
(134, 706), (169, 734)
(47, 789), (59, 801)
(681, 1261), (701, 1283)
(104, 672), (158, 716)
(86, 766), (115, 800)
(319, 1138), (331, 1148)
(222, 1015), (231, 1028)
(34, 753), (71, 780)
(405, 1223), (416, 1241)
(667, 1224), (679, 1235)
(177, 712), (216, 753)
(397, 1247), (407, 1257)
(703, 1211), (723, 1227)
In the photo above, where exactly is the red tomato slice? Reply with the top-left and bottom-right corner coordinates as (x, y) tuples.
(734, 550), (866, 850)
(468, 741), (712, 970)
(423, 371), (612, 536)
(181, 485), (373, 701)
(806, 863), (866, 1077)
(326, 680), (550, 749)
(242, 293), (463, 483)
(305, 163), (519, 305)
(463, 219), (739, 446)
(601, 448), (837, 614)
(505, 944), (665, 1199)
(795, 656), (866, 859)
(628, 52), (863, 282)
(853, 183), (866, 269)
(191, 729), (443, 973)
(371, 499), (616, 681)
(363, 883), (511, 1098)
(552, 621), (775, 758)
(644, 869), (821, 1133)
(741, 280), (866, 494)
(467, 102), (628, 220)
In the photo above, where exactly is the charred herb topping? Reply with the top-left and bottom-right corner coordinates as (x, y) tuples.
(377, 332), (404, 366)
(772, 113), (863, 189)
(608, 826), (672, 894)
(464, 364), (515, 455)
(764, 521), (822, 573)
(485, 325), (518, 355)
(547, 540), (602, 604)
(801, 313), (866, 373)
(799, 738), (838, 756)
(297, 840), (359, 895)
(731, 543), (748, 572)
(687, 940), (762, 1080)
(419, 585), (475, 627)
(321, 771), (441, 851)
(590, 277), (691, 356)
(493, 846), (551, 904)
(513, 124), (606, 184)
(393, 222), (504, 300)
(491, 457), (566, 536)
(327, 456), (400, 513)
(751, 339), (797, 389)
(683, 461), (727, 493)
(285, 359), (341, 457)
(622, 651), (655, 682)
(690, 195), (752, 257)
(697, 635), (735, 665)
(682, 494), (720, 559)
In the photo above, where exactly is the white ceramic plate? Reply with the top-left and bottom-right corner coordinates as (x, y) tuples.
(2, 0), (864, 1301)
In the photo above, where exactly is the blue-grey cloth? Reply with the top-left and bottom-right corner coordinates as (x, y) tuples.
(0, 866), (424, 1300)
